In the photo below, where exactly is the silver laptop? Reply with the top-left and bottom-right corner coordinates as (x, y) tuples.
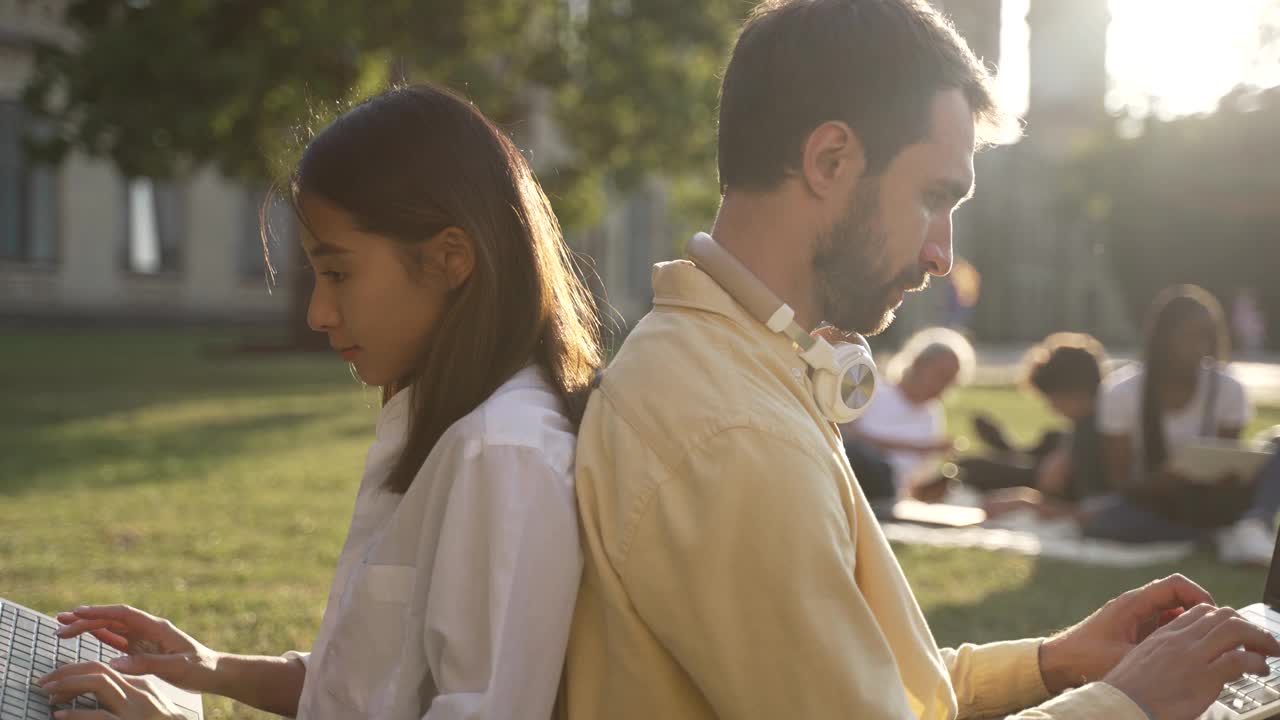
(1202, 529), (1280, 719)
(0, 598), (203, 720)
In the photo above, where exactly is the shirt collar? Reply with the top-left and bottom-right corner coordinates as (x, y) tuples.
(376, 386), (412, 441)
(651, 259), (810, 381)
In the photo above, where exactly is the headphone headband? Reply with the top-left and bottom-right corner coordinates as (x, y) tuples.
(687, 232), (815, 350)
(686, 231), (878, 423)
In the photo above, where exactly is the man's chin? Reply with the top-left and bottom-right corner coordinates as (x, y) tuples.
(865, 308), (898, 337)
(830, 307), (897, 337)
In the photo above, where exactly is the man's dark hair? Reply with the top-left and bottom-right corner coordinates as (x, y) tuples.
(1024, 333), (1106, 397)
(717, 0), (1008, 193)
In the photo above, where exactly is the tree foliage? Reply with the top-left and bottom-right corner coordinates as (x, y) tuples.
(23, 0), (745, 227)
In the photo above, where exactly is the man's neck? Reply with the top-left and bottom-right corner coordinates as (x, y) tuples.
(709, 191), (822, 330)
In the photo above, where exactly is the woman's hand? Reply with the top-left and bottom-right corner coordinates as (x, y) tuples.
(53, 605), (221, 694)
(37, 661), (186, 720)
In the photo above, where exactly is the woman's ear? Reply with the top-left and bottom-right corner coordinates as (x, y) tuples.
(420, 227), (475, 290)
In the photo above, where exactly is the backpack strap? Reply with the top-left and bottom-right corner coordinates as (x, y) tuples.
(1200, 362), (1220, 438)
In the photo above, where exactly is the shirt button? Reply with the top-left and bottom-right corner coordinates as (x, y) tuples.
(792, 368), (804, 378)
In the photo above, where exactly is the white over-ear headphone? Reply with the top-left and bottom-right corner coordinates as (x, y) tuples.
(687, 232), (877, 423)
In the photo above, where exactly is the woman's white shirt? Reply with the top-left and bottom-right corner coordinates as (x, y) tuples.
(286, 365), (582, 720)
(1097, 362), (1253, 482)
(1098, 363), (1252, 446)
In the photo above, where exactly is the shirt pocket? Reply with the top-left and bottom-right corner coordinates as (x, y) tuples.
(320, 563), (418, 713)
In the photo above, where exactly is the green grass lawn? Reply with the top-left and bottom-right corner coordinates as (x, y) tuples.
(3, 328), (1279, 718)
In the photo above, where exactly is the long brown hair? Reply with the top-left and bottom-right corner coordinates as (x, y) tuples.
(285, 84), (603, 493)
(1139, 285), (1230, 472)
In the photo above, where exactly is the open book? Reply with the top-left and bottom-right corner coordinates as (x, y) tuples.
(1169, 439), (1274, 482)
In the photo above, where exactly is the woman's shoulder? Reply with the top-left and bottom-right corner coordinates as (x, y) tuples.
(1214, 364), (1250, 403)
(444, 365), (577, 475)
(1215, 364), (1247, 388)
(1101, 362), (1143, 395)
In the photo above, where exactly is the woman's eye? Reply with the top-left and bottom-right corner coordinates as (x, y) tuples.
(321, 270), (346, 282)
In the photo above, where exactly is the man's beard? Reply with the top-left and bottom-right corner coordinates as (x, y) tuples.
(812, 179), (930, 335)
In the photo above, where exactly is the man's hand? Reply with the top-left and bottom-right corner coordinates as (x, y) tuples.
(1103, 604), (1280, 719)
(1038, 574), (1215, 692)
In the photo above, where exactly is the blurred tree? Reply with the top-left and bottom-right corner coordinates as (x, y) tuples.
(22, 0), (742, 345)
(1059, 84), (1280, 349)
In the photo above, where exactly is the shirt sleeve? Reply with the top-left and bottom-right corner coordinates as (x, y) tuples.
(943, 641), (1148, 720)
(420, 444), (582, 720)
(1097, 378), (1136, 437)
(281, 650), (310, 669)
(942, 640), (1049, 717)
(929, 400), (946, 439)
(1007, 683), (1149, 719)
(620, 427), (927, 718)
(1216, 371), (1253, 431)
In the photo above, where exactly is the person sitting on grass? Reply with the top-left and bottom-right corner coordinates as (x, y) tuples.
(840, 326), (972, 507)
(1081, 284), (1280, 565)
(38, 84), (603, 719)
(961, 332), (1111, 517)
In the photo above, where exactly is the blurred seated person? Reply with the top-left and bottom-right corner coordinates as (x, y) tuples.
(1081, 285), (1280, 565)
(840, 327), (972, 509)
(959, 333), (1110, 510)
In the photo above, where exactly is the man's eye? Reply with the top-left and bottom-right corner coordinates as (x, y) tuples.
(321, 271), (346, 282)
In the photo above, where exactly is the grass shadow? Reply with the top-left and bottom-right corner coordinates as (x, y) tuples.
(2, 328), (376, 497)
(910, 546), (1269, 648)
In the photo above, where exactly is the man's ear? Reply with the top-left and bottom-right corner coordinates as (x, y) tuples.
(419, 227), (475, 290)
(800, 120), (867, 199)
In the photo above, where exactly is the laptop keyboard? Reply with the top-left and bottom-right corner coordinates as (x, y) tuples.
(0, 600), (123, 720)
(1219, 654), (1280, 714)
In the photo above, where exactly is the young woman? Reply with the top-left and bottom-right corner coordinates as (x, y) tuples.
(38, 84), (603, 718)
(1081, 285), (1278, 564)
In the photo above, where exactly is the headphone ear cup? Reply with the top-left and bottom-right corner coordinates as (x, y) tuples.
(812, 343), (878, 423)
(847, 332), (873, 354)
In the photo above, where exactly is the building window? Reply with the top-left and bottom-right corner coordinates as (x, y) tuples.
(241, 186), (294, 281)
(0, 101), (58, 264)
(124, 177), (184, 274)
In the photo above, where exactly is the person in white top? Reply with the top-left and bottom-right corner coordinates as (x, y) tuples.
(1083, 285), (1280, 565)
(39, 84), (603, 719)
(840, 327), (972, 503)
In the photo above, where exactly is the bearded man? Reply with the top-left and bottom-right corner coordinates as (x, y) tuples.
(563, 2), (1279, 719)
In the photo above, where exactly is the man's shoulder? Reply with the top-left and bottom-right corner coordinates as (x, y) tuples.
(586, 307), (821, 468)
